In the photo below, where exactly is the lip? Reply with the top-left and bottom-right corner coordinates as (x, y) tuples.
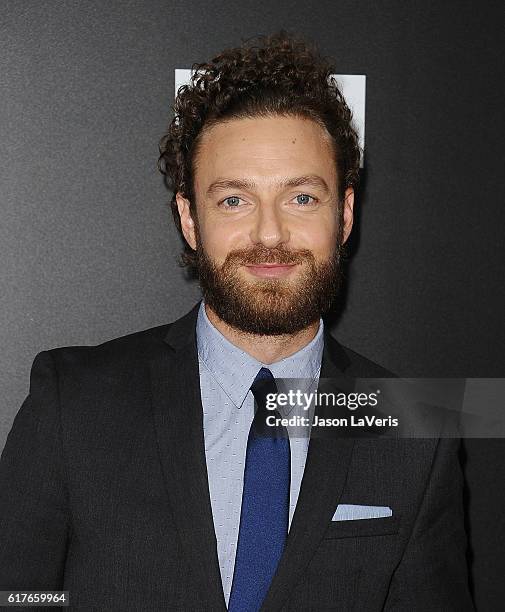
(244, 263), (298, 278)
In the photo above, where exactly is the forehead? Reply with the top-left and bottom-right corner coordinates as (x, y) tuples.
(193, 115), (337, 190)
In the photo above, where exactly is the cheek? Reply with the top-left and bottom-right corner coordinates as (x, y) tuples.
(295, 217), (339, 257)
(197, 218), (247, 261)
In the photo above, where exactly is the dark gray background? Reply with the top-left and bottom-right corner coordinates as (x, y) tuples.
(1, 1), (504, 609)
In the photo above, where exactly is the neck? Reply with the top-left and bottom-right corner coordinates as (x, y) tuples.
(204, 303), (320, 364)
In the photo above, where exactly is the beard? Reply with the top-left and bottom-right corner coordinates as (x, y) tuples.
(195, 234), (345, 336)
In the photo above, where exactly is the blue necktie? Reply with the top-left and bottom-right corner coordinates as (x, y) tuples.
(228, 367), (291, 612)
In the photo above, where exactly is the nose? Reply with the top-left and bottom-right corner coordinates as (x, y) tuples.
(249, 201), (290, 248)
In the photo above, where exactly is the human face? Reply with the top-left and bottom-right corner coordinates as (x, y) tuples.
(176, 114), (354, 335)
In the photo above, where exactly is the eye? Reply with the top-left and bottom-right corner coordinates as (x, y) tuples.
(222, 196), (242, 208)
(294, 193), (316, 206)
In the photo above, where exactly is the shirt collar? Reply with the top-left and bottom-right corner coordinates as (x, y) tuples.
(196, 300), (324, 410)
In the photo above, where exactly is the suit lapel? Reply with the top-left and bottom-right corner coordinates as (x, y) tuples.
(150, 305), (356, 611)
(149, 303), (227, 611)
(260, 330), (356, 612)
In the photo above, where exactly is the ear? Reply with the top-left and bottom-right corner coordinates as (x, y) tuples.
(342, 187), (354, 244)
(175, 193), (197, 250)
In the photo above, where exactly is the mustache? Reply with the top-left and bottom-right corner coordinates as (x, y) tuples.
(222, 246), (315, 266)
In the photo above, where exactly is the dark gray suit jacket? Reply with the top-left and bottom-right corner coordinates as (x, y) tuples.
(0, 302), (474, 610)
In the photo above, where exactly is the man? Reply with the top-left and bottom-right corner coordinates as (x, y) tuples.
(0, 32), (474, 610)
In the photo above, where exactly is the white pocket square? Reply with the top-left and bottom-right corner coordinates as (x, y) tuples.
(332, 504), (393, 521)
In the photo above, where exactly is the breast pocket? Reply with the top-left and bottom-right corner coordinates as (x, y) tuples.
(323, 515), (401, 539)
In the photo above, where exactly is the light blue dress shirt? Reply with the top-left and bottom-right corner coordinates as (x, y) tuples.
(195, 301), (324, 606)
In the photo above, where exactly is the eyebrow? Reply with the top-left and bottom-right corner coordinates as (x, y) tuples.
(205, 174), (331, 197)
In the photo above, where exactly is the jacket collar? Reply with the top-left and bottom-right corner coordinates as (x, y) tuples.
(163, 299), (351, 376)
(156, 301), (355, 612)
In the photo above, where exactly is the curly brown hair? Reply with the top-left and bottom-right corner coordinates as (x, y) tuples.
(158, 31), (361, 267)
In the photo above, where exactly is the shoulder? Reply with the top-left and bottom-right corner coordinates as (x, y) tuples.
(36, 320), (179, 384)
(324, 330), (397, 378)
(43, 303), (201, 373)
(339, 343), (397, 378)
(22, 322), (179, 423)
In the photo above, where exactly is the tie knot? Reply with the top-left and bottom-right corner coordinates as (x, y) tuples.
(250, 367), (277, 404)
(250, 368), (287, 440)
(254, 367), (274, 383)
